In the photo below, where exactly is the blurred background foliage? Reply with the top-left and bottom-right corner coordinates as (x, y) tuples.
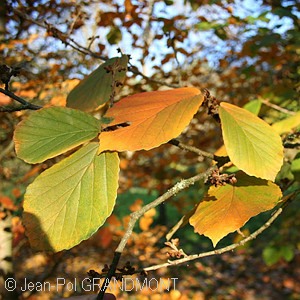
(0, 0), (299, 299)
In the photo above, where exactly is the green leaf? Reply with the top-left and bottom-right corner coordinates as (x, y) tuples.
(190, 171), (281, 247)
(263, 246), (281, 266)
(291, 157), (300, 181)
(14, 107), (100, 164)
(219, 102), (283, 181)
(245, 12), (269, 24)
(107, 27), (122, 45)
(280, 245), (294, 262)
(243, 99), (262, 115)
(67, 55), (128, 112)
(271, 111), (300, 134)
(263, 245), (294, 266)
(23, 143), (119, 251)
(197, 21), (220, 31)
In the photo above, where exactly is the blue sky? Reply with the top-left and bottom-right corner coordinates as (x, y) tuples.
(7, 0), (298, 77)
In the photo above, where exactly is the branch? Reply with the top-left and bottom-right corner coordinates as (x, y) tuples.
(0, 88), (42, 111)
(168, 138), (214, 160)
(0, 88), (41, 110)
(260, 98), (296, 115)
(141, 191), (299, 272)
(128, 63), (180, 88)
(143, 206), (284, 272)
(13, 8), (180, 89)
(97, 166), (216, 299)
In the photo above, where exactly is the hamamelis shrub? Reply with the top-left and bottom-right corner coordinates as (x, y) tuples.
(11, 54), (300, 298)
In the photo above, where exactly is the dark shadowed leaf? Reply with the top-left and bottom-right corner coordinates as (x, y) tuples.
(67, 55), (128, 112)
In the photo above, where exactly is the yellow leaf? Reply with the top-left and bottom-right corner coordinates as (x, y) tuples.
(271, 111), (300, 134)
(219, 102), (283, 181)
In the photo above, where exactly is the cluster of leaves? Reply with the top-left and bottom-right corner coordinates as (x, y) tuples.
(12, 50), (292, 252)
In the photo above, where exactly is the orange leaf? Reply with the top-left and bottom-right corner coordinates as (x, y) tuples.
(107, 214), (122, 227)
(139, 208), (156, 231)
(97, 227), (113, 248)
(98, 87), (203, 152)
(0, 196), (17, 210)
(190, 171), (281, 247)
(129, 198), (143, 212)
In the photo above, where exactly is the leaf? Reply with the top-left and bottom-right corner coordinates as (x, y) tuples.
(271, 111), (300, 134)
(243, 99), (262, 115)
(197, 21), (220, 31)
(291, 157), (300, 181)
(263, 246), (281, 266)
(280, 245), (294, 262)
(14, 107), (100, 164)
(219, 102), (283, 181)
(107, 26), (122, 45)
(66, 55), (128, 112)
(23, 143), (119, 251)
(98, 87), (204, 152)
(214, 144), (228, 157)
(189, 172), (281, 247)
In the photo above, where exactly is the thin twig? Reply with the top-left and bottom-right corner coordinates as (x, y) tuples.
(128, 63), (180, 88)
(168, 138), (214, 160)
(0, 105), (38, 112)
(0, 88), (41, 110)
(260, 98), (296, 115)
(166, 206), (197, 241)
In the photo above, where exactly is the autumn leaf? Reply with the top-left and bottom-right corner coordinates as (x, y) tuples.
(219, 102), (283, 181)
(271, 111), (300, 134)
(139, 208), (156, 231)
(98, 87), (204, 152)
(23, 143), (119, 251)
(189, 171), (282, 247)
(66, 55), (128, 112)
(14, 107), (100, 164)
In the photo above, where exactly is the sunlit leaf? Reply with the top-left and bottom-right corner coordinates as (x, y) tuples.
(98, 87), (204, 152)
(67, 55), (128, 112)
(243, 99), (262, 115)
(14, 107), (100, 164)
(190, 172), (281, 247)
(271, 111), (300, 134)
(23, 143), (119, 251)
(219, 102), (283, 181)
(214, 144), (227, 157)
